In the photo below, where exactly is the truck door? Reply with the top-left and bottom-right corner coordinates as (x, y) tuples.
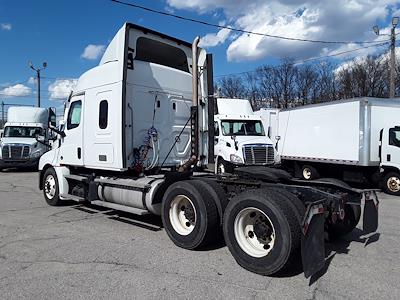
(58, 95), (84, 166)
(381, 127), (400, 168)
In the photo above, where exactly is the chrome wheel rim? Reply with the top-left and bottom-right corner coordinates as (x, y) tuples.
(303, 168), (312, 180)
(44, 175), (56, 199)
(169, 195), (196, 235)
(387, 176), (400, 193)
(234, 207), (275, 258)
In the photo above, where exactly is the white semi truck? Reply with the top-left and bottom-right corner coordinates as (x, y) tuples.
(214, 98), (275, 174)
(257, 98), (400, 195)
(38, 23), (379, 278)
(0, 106), (56, 170)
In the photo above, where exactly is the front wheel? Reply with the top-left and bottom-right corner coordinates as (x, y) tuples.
(223, 189), (302, 275)
(216, 158), (234, 174)
(382, 172), (400, 196)
(42, 167), (61, 206)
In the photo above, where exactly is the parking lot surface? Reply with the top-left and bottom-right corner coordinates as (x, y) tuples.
(0, 171), (399, 300)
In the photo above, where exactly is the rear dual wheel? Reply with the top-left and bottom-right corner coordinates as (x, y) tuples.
(161, 180), (220, 250)
(223, 189), (304, 275)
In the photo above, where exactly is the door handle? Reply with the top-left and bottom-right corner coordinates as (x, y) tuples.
(387, 154), (391, 162)
(77, 147), (81, 159)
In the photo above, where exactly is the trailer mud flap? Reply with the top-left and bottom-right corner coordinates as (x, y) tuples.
(363, 192), (379, 234)
(301, 203), (325, 278)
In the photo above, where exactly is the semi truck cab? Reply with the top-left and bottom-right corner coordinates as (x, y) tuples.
(214, 99), (275, 173)
(0, 107), (55, 170)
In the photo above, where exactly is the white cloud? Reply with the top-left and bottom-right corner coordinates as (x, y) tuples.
(27, 77), (36, 85)
(0, 84), (31, 97)
(199, 28), (231, 48)
(1, 23), (11, 31)
(167, 0), (398, 62)
(81, 44), (106, 60)
(48, 79), (78, 100)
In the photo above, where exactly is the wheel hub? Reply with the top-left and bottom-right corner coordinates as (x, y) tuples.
(388, 176), (400, 192)
(234, 207), (276, 258)
(169, 195), (197, 236)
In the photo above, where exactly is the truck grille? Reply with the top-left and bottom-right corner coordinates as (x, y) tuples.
(1, 145), (30, 159)
(243, 145), (274, 165)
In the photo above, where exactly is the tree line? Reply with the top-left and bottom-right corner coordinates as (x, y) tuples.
(215, 54), (400, 109)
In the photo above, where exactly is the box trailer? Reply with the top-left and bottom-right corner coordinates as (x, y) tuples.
(259, 98), (400, 195)
(214, 98), (275, 174)
(38, 23), (378, 278)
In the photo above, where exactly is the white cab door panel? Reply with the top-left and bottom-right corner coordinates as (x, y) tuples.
(59, 96), (84, 166)
(381, 127), (400, 168)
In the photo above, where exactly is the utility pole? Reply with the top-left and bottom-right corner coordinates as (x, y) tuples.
(29, 61), (47, 107)
(1, 101), (4, 129)
(373, 17), (398, 98)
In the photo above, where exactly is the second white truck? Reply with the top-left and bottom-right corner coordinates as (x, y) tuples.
(0, 106), (56, 170)
(258, 98), (400, 195)
(214, 98), (275, 173)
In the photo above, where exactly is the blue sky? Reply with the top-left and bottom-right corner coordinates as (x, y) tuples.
(0, 0), (399, 113)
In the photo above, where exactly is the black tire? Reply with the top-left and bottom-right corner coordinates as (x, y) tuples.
(161, 180), (219, 250)
(382, 172), (400, 196)
(216, 158), (234, 174)
(301, 165), (319, 180)
(223, 189), (302, 276)
(42, 167), (61, 206)
(327, 204), (361, 239)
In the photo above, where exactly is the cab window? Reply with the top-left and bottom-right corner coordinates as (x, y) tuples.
(67, 101), (82, 130)
(389, 127), (400, 148)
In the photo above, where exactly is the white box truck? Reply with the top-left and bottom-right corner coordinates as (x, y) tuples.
(37, 23), (379, 278)
(0, 106), (56, 170)
(214, 98), (275, 174)
(258, 98), (400, 195)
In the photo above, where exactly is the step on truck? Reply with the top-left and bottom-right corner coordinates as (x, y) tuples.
(0, 106), (56, 170)
(257, 99), (400, 196)
(214, 98), (275, 174)
(38, 23), (379, 278)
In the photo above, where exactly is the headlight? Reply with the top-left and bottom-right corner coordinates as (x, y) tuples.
(32, 151), (42, 158)
(230, 154), (243, 164)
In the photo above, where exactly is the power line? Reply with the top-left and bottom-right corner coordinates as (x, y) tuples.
(215, 41), (390, 78)
(110, 0), (389, 45)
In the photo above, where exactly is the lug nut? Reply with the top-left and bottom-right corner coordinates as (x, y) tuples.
(181, 206), (186, 211)
(185, 222), (191, 227)
(248, 231), (254, 238)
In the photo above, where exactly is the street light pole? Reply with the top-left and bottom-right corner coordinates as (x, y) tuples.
(29, 61), (47, 107)
(390, 25), (397, 98)
(373, 17), (398, 98)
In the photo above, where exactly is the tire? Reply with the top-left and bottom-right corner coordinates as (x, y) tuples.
(42, 167), (61, 206)
(301, 165), (319, 180)
(223, 189), (302, 276)
(194, 178), (229, 222)
(327, 204), (361, 239)
(216, 158), (234, 174)
(161, 180), (219, 250)
(382, 172), (400, 196)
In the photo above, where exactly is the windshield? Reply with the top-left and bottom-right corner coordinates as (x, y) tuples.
(221, 120), (265, 136)
(4, 126), (43, 138)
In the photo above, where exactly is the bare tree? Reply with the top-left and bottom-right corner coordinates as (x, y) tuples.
(217, 75), (247, 99)
(295, 64), (318, 105)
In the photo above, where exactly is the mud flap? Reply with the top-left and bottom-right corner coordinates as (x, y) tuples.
(363, 192), (379, 234)
(301, 203), (325, 278)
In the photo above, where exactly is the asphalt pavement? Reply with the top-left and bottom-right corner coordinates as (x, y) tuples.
(0, 170), (399, 300)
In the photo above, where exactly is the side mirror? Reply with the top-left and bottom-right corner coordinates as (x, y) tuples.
(36, 134), (46, 143)
(275, 135), (281, 141)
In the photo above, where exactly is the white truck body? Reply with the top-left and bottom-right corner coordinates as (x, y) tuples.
(36, 23), (380, 278)
(0, 107), (55, 170)
(257, 98), (400, 194)
(214, 98), (275, 173)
